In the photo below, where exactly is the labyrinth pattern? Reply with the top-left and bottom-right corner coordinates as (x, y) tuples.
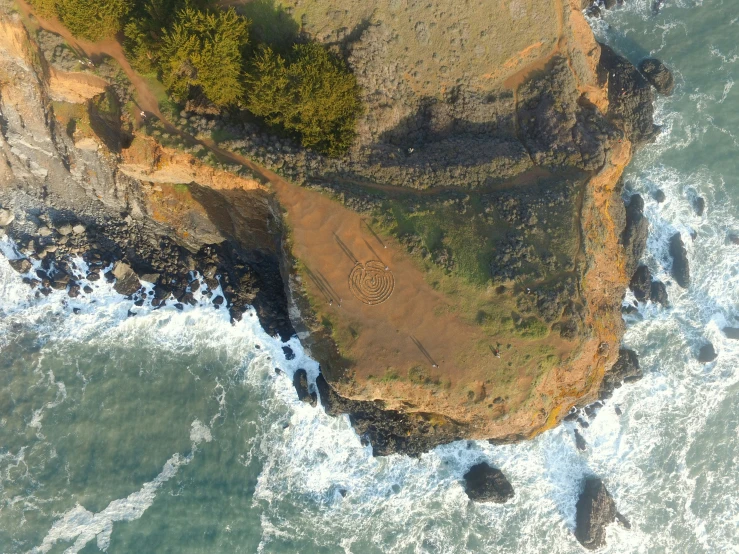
(348, 260), (395, 305)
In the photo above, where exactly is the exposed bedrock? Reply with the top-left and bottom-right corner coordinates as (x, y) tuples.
(629, 265), (669, 306)
(639, 58), (675, 96)
(462, 462), (514, 504)
(575, 478), (630, 550)
(292, 369), (318, 407)
(669, 232), (690, 288)
(697, 343), (718, 363)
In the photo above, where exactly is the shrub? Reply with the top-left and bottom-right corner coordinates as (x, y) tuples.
(246, 43), (362, 156)
(159, 7), (249, 107)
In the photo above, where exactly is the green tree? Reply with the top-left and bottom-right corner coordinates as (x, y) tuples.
(124, 0), (214, 73)
(159, 7), (249, 107)
(246, 43), (362, 156)
(57, 0), (132, 42)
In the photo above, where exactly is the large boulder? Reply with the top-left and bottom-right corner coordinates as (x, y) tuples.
(629, 265), (652, 302)
(639, 58), (674, 96)
(622, 195), (649, 277)
(462, 462), (514, 503)
(599, 349), (642, 400)
(692, 196), (706, 217)
(669, 233), (690, 288)
(575, 478), (630, 550)
(111, 261), (142, 296)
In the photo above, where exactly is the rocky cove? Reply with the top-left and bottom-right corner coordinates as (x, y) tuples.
(0, 0), (704, 548)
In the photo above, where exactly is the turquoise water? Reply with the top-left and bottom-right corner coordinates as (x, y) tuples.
(2, 0), (739, 551)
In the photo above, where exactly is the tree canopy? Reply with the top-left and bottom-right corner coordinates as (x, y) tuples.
(31, 0), (132, 42)
(159, 7), (249, 107)
(246, 43), (363, 156)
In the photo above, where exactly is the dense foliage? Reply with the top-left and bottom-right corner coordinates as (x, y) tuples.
(31, 0), (363, 155)
(246, 44), (362, 156)
(159, 8), (249, 107)
(30, 0), (132, 42)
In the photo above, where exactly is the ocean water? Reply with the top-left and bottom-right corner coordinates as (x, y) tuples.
(2, 1), (739, 552)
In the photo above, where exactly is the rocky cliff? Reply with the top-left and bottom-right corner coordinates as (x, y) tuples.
(0, 0), (657, 456)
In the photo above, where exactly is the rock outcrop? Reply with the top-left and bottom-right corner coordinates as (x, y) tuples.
(575, 478), (630, 550)
(462, 462), (514, 503)
(669, 232), (690, 288)
(292, 369), (318, 407)
(622, 194), (649, 277)
(599, 349), (642, 400)
(639, 58), (675, 96)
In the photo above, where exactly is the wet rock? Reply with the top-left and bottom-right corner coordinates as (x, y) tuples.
(603, 0), (617, 9)
(622, 194), (649, 277)
(639, 58), (674, 96)
(578, 418), (590, 428)
(629, 265), (652, 302)
(575, 478), (630, 550)
(9, 258), (32, 274)
(462, 462), (514, 503)
(574, 429), (587, 451)
(600, 349), (642, 400)
(650, 280), (669, 306)
(652, 189), (666, 203)
(728, 232), (739, 245)
(669, 232), (690, 288)
(614, 405), (622, 416)
(651, 0), (665, 14)
(175, 303), (184, 311)
(0, 208), (15, 227)
(282, 345), (296, 360)
(111, 261), (141, 296)
(697, 342), (717, 363)
(723, 327), (739, 340)
(693, 196), (705, 217)
(293, 369), (317, 407)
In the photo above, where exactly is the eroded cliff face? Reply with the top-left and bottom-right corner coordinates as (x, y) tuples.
(0, 13), (292, 337)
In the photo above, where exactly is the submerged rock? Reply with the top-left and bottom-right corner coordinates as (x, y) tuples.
(669, 232), (690, 288)
(462, 462), (514, 503)
(600, 349), (642, 400)
(575, 478), (630, 550)
(693, 196), (706, 217)
(697, 343), (718, 363)
(652, 188), (666, 203)
(639, 58), (675, 96)
(723, 327), (739, 340)
(293, 369), (317, 407)
(574, 429), (587, 451)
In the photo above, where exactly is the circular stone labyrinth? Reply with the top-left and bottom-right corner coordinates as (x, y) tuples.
(348, 260), (395, 305)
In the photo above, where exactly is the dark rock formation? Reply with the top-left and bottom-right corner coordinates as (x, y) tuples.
(574, 429), (587, 451)
(652, 189), (666, 203)
(600, 43), (658, 146)
(292, 369), (317, 407)
(728, 232), (739, 245)
(650, 280), (669, 306)
(639, 59), (675, 96)
(693, 196), (706, 217)
(462, 462), (514, 503)
(575, 478), (630, 550)
(697, 343), (718, 363)
(723, 327), (739, 340)
(622, 194), (649, 277)
(315, 374), (464, 456)
(629, 265), (652, 302)
(669, 232), (690, 288)
(600, 349), (642, 400)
